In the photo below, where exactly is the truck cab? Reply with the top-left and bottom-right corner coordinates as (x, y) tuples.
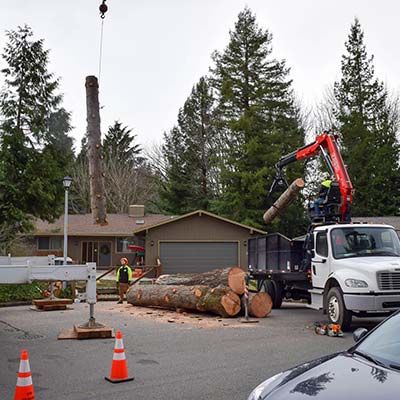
(247, 223), (400, 329)
(310, 223), (400, 328)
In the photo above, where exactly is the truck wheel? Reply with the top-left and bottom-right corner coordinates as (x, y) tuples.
(264, 280), (283, 309)
(326, 287), (352, 331)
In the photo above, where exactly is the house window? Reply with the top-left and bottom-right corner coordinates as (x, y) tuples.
(116, 237), (144, 253)
(37, 236), (63, 250)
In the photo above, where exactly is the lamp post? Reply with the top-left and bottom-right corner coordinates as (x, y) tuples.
(63, 176), (72, 273)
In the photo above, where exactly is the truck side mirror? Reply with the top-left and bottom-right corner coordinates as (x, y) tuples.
(353, 328), (368, 342)
(306, 233), (314, 250)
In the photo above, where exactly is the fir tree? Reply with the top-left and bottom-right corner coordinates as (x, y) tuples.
(333, 19), (400, 216)
(0, 25), (62, 144)
(161, 77), (218, 214)
(0, 25), (72, 251)
(210, 8), (306, 235)
(103, 121), (142, 165)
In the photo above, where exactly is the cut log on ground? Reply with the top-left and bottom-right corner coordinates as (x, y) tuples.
(127, 285), (241, 317)
(155, 267), (246, 295)
(263, 178), (304, 224)
(242, 292), (272, 318)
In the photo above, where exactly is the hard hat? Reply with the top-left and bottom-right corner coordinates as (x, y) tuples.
(120, 257), (128, 264)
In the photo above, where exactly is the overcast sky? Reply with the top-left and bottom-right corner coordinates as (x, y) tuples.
(1, 1), (399, 152)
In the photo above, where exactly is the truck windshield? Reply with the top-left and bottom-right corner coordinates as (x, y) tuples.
(331, 227), (400, 259)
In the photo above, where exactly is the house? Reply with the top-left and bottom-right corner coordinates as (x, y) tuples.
(132, 210), (266, 274)
(354, 216), (400, 230)
(28, 205), (172, 268)
(27, 207), (266, 272)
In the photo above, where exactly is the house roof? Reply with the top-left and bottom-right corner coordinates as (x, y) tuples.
(353, 216), (400, 230)
(33, 213), (174, 237)
(132, 209), (267, 235)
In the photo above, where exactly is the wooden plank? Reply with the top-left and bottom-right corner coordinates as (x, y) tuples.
(32, 298), (73, 306)
(42, 304), (68, 311)
(32, 298), (73, 311)
(73, 325), (114, 339)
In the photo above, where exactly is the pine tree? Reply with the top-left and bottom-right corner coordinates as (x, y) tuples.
(0, 25), (72, 251)
(210, 8), (306, 235)
(333, 19), (400, 216)
(160, 77), (218, 214)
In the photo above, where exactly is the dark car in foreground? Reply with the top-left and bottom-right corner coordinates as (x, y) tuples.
(248, 312), (400, 399)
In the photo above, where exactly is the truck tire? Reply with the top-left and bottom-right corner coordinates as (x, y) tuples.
(326, 287), (352, 331)
(264, 280), (283, 309)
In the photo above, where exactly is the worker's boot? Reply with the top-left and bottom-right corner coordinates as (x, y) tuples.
(117, 300), (123, 304)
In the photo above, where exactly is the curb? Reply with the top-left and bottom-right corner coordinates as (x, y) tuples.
(0, 301), (32, 307)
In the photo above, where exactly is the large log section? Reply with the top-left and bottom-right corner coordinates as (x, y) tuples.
(263, 178), (304, 224)
(155, 267), (246, 295)
(127, 285), (241, 317)
(244, 292), (272, 318)
(86, 75), (107, 225)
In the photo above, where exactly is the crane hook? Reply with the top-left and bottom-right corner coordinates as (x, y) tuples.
(99, 0), (108, 19)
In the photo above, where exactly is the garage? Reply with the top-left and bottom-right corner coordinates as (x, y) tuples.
(133, 210), (266, 273)
(159, 241), (239, 274)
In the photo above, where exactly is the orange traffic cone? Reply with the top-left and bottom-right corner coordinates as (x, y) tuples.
(105, 330), (134, 383)
(14, 349), (35, 400)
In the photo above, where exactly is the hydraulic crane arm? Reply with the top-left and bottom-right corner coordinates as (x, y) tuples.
(273, 131), (354, 222)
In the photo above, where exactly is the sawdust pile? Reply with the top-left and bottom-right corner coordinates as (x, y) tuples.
(97, 302), (258, 329)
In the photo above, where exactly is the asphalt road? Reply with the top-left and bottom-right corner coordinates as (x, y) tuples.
(0, 302), (384, 400)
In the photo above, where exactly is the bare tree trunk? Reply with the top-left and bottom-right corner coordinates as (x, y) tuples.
(127, 285), (241, 317)
(263, 178), (304, 224)
(86, 76), (107, 225)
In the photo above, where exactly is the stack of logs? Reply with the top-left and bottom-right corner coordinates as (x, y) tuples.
(126, 267), (272, 318)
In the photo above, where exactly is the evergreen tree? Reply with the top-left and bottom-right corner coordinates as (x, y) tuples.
(0, 25), (62, 144)
(103, 121), (142, 165)
(70, 137), (90, 214)
(0, 25), (72, 251)
(210, 8), (306, 235)
(333, 19), (400, 216)
(160, 77), (218, 214)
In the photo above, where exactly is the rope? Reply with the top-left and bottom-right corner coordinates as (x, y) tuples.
(98, 17), (105, 83)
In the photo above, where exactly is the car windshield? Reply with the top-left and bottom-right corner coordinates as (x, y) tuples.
(355, 312), (400, 369)
(331, 227), (400, 259)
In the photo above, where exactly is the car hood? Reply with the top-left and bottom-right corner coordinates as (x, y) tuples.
(259, 352), (399, 399)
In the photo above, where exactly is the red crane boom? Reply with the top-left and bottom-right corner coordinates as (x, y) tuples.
(273, 131), (354, 222)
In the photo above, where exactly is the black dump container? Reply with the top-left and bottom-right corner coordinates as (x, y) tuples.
(248, 233), (305, 272)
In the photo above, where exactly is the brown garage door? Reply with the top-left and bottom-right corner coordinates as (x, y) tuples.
(159, 242), (239, 274)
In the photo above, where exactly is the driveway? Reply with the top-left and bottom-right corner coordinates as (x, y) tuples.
(0, 302), (383, 400)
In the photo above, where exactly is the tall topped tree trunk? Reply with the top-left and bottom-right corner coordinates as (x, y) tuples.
(86, 75), (107, 225)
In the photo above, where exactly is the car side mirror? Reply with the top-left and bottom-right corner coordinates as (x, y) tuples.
(353, 327), (368, 342)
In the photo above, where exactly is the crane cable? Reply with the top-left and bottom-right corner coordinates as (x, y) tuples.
(98, 1), (108, 84)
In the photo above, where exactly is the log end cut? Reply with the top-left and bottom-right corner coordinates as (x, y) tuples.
(227, 267), (246, 295)
(248, 292), (272, 318)
(221, 291), (241, 317)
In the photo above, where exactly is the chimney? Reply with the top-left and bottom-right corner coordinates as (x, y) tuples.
(129, 205), (145, 218)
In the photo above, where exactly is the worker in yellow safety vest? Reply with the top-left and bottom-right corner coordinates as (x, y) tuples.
(314, 179), (332, 215)
(116, 258), (133, 304)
